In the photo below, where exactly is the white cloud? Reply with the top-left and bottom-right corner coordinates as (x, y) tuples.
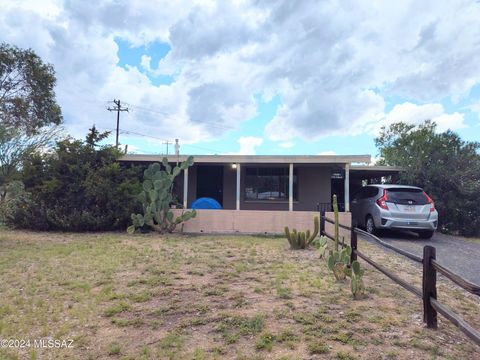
(278, 141), (294, 149)
(1, 0), (479, 147)
(363, 102), (466, 134)
(317, 151), (336, 156)
(466, 103), (480, 123)
(227, 136), (263, 155)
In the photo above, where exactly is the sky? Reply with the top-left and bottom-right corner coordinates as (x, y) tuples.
(1, 0), (480, 158)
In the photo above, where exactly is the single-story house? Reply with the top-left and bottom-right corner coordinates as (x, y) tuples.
(120, 154), (402, 233)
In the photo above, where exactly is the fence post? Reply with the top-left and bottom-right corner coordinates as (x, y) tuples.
(320, 210), (325, 235)
(422, 245), (437, 328)
(350, 226), (357, 264)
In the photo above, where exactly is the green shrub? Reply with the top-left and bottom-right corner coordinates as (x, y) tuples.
(3, 127), (142, 231)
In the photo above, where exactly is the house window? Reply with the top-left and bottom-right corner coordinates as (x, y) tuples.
(245, 167), (298, 201)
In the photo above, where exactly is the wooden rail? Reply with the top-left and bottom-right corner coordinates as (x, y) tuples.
(430, 298), (480, 344)
(354, 228), (423, 263)
(432, 259), (480, 297)
(319, 212), (480, 346)
(355, 249), (422, 298)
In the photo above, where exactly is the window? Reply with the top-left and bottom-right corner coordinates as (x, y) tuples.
(354, 186), (379, 200)
(387, 188), (428, 205)
(365, 187), (379, 198)
(245, 167), (298, 201)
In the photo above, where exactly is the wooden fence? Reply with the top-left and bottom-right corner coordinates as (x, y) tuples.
(319, 212), (480, 346)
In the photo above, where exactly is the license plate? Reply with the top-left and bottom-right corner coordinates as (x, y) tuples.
(404, 205), (415, 212)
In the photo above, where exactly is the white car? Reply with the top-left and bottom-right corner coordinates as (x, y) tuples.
(351, 184), (438, 239)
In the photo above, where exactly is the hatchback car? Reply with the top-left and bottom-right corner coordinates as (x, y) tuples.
(351, 185), (438, 239)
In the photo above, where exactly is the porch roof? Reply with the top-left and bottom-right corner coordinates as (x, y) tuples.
(120, 154), (371, 164)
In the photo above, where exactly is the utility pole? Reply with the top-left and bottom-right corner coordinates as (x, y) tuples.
(107, 99), (129, 148)
(163, 140), (172, 155)
(175, 139), (180, 165)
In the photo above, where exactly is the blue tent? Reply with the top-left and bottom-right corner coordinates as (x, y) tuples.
(191, 197), (222, 210)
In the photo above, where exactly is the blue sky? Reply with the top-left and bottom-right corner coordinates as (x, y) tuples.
(115, 36), (480, 157)
(2, 0), (479, 160)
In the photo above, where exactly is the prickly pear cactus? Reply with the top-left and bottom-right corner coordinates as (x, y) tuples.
(327, 245), (352, 281)
(348, 260), (365, 299)
(127, 156), (196, 234)
(284, 216), (319, 250)
(315, 236), (328, 258)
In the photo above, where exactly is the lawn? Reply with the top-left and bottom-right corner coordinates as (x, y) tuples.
(0, 230), (478, 360)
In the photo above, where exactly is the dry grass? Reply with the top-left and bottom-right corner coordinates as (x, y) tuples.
(0, 230), (478, 360)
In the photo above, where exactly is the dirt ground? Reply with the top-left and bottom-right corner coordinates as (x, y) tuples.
(0, 230), (478, 360)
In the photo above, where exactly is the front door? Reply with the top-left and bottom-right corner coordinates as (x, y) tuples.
(196, 165), (224, 205)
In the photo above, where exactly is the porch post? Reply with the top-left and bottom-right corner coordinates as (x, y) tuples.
(183, 167), (189, 209)
(344, 163), (350, 212)
(289, 163), (293, 211)
(236, 163), (241, 210)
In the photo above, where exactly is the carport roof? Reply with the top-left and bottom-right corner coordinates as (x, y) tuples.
(350, 165), (404, 178)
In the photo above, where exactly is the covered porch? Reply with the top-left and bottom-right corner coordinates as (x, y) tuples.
(165, 154), (373, 213)
(120, 154), (402, 234)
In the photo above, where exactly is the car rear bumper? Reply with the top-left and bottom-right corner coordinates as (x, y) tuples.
(378, 217), (438, 231)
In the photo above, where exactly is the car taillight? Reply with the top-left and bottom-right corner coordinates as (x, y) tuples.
(376, 190), (389, 210)
(424, 192), (435, 212)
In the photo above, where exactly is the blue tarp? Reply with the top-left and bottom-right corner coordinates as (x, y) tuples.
(191, 197), (222, 209)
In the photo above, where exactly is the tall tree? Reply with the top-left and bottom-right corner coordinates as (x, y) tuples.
(0, 43), (63, 194)
(375, 121), (480, 236)
(0, 43), (62, 133)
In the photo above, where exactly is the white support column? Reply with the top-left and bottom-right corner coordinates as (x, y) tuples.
(236, 163), (241, 210)
(183, 167), (189, 209)
(344, 163), (350, 212)
(289, 163), (294, 211)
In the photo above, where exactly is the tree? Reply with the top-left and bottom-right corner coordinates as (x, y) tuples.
(4, 127), (143, 231)
(0, 124), (61, 200)
(0, 43), (62, 133)
(375, 120), (480, 236)
(0, 43), (63, 197)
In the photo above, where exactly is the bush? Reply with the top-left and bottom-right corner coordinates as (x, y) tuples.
(2, 127), (142, 231)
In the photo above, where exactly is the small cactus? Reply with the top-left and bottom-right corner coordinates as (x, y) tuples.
(326, 245), (352, 281)
(347, 260), (365, 299)
(285, 216), (320, 250)
(315, 236), (328, 258)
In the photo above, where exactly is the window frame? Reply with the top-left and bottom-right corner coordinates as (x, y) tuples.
(244, 166), (298, 202)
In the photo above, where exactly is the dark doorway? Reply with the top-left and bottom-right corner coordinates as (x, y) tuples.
(196, 165), (224, 205)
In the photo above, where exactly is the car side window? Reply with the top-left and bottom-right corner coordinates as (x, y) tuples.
(367, 187), (379, 198)
(357, 187), (367, 200)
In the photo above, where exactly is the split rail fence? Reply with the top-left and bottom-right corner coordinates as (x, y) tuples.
(319, 212), (480, 346)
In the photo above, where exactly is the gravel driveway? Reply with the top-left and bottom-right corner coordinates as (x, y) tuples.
(359, 230), (480, 286)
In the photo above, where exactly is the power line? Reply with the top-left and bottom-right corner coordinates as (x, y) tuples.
(122, 101), (234, 132)
(107, 99), (129, 147)
(106, 127), (222, 154)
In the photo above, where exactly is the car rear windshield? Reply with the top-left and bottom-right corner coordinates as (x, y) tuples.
(386, 188), (428, 205)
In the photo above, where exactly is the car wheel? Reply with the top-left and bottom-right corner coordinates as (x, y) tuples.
(365, 216), (376, 235)
(417, 230), (434, 239)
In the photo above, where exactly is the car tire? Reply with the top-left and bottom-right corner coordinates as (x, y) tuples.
(417, 230), (434, 239)
(365, 216), (376, 235)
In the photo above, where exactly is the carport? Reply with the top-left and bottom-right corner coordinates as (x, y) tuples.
(349, 165), (404, 202)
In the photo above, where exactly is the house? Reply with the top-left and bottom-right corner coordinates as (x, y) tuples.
(120, 154), (402, 234)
